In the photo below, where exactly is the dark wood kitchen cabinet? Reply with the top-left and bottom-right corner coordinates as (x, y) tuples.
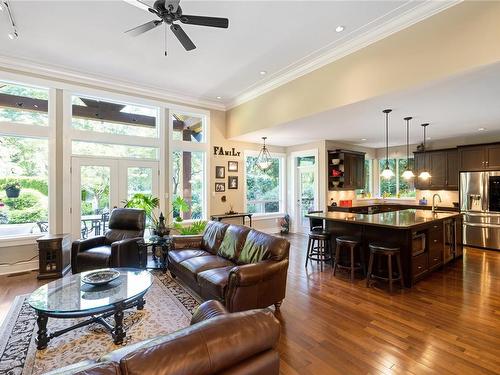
(328, 149), (365, 190)
(458, 142), (500, 171)
(414, 148), (458, 190)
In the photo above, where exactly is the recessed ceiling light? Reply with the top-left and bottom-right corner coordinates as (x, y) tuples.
(361, 138), (367, 141)
(427, 137), (432, 140)
(216, 96), (222, 100)
(259, 71), (267, 76)
(335, 25), (345, 33)
(478, 127), (486, 131)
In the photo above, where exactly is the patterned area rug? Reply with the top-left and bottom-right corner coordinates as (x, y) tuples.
(0, 271), (199, 375)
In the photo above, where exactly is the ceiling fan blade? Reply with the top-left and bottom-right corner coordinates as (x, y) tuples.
(123, 0), (158, 15)
(180, 15), (229, 29)
(125, 20), (162, 36)
(170, 24), (196, 51)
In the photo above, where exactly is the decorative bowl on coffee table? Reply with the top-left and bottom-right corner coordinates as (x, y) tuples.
(82, 268), (121, 286)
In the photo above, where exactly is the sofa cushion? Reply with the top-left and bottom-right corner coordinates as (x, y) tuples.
(168, 249), (210, 264)
(179, 255), (234, 278)
(201, 221), (229, 254)
(217, 225), (251, 262)
(237, 230), (290, 264)
(197, 266), (233, 300)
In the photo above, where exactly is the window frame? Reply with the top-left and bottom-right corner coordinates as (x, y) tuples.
(0, 78), (55, 245)
(243, 150), (286, 218)
(168, 106), (210, 223)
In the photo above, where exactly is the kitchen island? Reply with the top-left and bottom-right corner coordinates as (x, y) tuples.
(306, 209), (463, 287)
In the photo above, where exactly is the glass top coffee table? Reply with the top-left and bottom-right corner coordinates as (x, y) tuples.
(28, 268), (152, 350)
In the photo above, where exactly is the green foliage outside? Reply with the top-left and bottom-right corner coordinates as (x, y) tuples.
(174, 220), (207, 235)
(0, 190), (48, 224)
(172, 151), (204, 219)
(246, 156), (280, 213)
(0, 177), (48, 195)
(379, 158), (416, 198)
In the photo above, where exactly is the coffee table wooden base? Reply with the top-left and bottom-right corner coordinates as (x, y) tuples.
(35, 295), (146, 350)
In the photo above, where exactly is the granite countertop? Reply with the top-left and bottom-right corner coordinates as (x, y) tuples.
(307, 209), (462, 229)
(329, 202), (459, 211)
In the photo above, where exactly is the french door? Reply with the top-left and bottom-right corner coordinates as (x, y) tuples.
(71, 157), (159, 240)
(296, 166), (316, 233)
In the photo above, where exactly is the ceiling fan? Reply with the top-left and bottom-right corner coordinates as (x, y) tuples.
(123, 0), (229, 53)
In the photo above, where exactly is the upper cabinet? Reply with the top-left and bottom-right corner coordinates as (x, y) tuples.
(458, 143), (500, 171)
(414, 149), (458, 190)
(328, 150), (365, 190)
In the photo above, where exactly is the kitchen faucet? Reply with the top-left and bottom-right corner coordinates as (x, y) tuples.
(432, 193), (442, 213)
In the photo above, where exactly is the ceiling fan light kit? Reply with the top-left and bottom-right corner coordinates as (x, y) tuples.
(124, 0), (229, 54)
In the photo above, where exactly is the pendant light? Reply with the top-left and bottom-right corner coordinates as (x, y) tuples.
(380, 109), (394, 179)
(418, 123), (431, 180)
(255, 137), (273, 171)
(401, 116), (415, 179)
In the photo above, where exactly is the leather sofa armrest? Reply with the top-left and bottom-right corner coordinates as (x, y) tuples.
(171, 234), (203, 250)
(190, 300), (228, 325)
(43, 361), (119, 375)
(110, 237), (143, 267)
(229, 260), (288, 287)
(71, 236), (106, 273)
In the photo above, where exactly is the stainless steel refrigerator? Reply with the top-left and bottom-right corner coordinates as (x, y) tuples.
(460, 171), (500, 250)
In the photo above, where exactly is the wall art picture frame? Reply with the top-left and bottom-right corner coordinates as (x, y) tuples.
(215, 166), (225, 179)
(228, 176), (238, 189)
(228, 161), (238, 172)
(215, 182), (226, 192)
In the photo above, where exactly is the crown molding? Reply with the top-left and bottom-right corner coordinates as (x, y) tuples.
(0, 54), (226, 111)
(228, 0), (461, 110)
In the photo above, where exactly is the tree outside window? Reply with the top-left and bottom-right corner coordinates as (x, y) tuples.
(245, 155), (283, 214)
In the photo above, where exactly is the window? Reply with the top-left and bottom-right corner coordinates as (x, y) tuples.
(71, 95), (158, 138)
(170, 110), (208, 221)
(172, 151), (205, 220)
(72, 141), (158, 159)
(378, 158), (416, 198)
(0, 82), (49, 126)
(357, 159), (373, 197)
(245, 154), (285, 215)
(172, 113), (204, 143)
(0, 136), (49, 236)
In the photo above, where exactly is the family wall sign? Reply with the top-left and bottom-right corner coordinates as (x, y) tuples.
(213, 146), (241, 157)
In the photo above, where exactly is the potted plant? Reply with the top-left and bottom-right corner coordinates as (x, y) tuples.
(4, 181), (21, 198)
(123, 194), (189, 236)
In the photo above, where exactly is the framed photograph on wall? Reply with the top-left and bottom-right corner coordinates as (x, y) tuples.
(228, 176), (238, 189)
(228, 161), (238, 172)
(215, 182), (226, 192)
(215, 166), (225, 179)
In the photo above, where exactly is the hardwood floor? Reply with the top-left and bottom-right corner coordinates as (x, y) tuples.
(0, 234), (499, 374)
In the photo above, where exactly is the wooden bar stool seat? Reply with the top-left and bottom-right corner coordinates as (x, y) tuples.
(366, 243), (404, 293)
(305, 231), (332, 272)
(333, 236), (365, 281)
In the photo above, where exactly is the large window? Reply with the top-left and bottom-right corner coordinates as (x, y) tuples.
(0, 82), (49, 126)
(170, 111), (207, 221)
(71, 95), (158, 138)
(379, 158), (416, 198)
(245, 153), (285, 215)
(357, 159), (373, 197)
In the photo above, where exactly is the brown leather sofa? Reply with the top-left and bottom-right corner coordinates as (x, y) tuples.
(169, 221), (290, 312)
(45, 300), (281, 375)
(71, 208), (146, 273)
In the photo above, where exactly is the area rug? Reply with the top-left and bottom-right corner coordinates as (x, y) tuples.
(0, 271), (200, 375)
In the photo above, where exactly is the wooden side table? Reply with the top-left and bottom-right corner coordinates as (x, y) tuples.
(36, 233), (71, 279)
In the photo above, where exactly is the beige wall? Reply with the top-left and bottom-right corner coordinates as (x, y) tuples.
(227, 1), (500, 138)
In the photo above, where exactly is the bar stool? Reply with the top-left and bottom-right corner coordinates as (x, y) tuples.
(366, 243), (404, 293)
(333, 236), (365, 281)
(305, 211), (332, 271)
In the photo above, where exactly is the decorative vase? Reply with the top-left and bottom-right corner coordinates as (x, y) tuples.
(5, 186), (20, 198)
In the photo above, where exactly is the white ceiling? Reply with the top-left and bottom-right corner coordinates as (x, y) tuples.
(232, 62), (500, 148)
(0, 0), (452, 108)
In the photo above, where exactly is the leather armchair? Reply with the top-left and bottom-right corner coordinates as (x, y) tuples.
(71, 208), (146, 273)
(45, 300), (281, 375)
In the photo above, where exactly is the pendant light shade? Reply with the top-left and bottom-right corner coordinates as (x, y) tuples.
(402, 116), (415, 180)
(418, 123), (431, 180)
(255, 137), (273, 171)
(381, 109), (394, 179)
